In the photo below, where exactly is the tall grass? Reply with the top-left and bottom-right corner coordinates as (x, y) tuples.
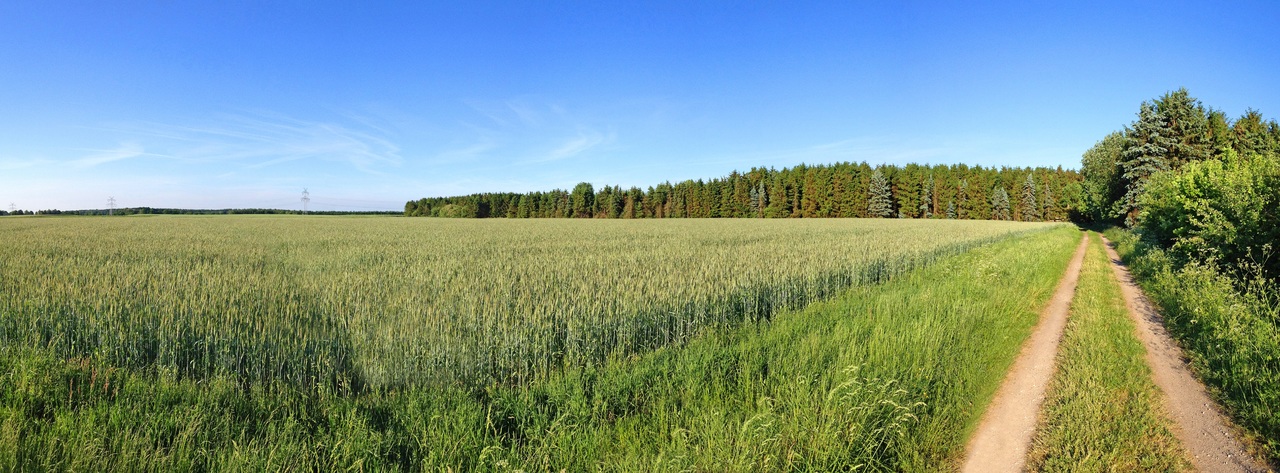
(1106, 228), (1280, 464)
(1028, 233), (1189, 471)
(0, 216), (1052, 391)
(0, 220), (1078, 471)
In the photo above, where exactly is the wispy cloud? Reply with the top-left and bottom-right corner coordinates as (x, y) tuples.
(94, 111), (403, 174)
(0, 156), (54, 171)
(70, 142), (161, 168)
(529, 129), (615, 164)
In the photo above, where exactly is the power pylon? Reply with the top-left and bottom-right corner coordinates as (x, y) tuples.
(301, 188), (310, 214)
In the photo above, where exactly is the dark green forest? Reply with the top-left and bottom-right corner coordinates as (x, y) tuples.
(405, 163), (1081, 222)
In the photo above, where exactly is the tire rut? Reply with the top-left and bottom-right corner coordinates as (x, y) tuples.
(1100, 236), (1270, 473)
(961, 233), (1089, 473)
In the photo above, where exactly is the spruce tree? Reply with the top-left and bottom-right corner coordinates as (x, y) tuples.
(990, 186), (1011, 220)
(946, 199), (957, 219)
(1020, 173), (1038, 221)
(867, 168), (893, 217)
(1154, 88), (1212, 168)
(1120, 102), (1172, 225)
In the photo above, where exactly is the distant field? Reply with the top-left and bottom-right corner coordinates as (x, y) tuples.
(0, 216), (1053, 390)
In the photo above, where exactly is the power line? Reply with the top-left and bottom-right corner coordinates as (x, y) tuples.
(107, 196), (116, 216)
(7, 203), (14, 213)
(301, 188), (310, 214)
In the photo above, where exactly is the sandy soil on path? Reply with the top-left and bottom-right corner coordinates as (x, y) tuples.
(961, 233), (1089, 473)
(1100, 236), (1270, 473)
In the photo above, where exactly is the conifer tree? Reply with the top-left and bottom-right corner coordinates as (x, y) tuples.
(1020, 173), (1038, 221)
(946, 199), (956, 219)
(867, 168), (893, 217)
(1041, 183), (1054, 221)
(920, 175), (934, 218)
(991, 186), (1011, 220)
(1120, 102), (1172, 225)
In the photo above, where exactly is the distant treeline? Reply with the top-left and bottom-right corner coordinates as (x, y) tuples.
(406, 163), (1082, 222)
(1, 207), (400, 216)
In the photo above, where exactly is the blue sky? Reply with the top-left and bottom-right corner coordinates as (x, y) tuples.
(2, 2), (1277, 211)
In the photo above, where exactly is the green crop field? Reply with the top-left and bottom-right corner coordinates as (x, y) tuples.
(0, 216), (1070, 470)
(0, 216), (1052, 390)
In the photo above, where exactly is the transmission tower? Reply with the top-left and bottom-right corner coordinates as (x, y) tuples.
(301, 188), (310, 214)
(7, 203), (14, 213)
(107, 196), (116, 216)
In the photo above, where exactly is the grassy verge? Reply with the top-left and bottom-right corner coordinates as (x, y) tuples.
(0, 226), (1080, 470)
(1027, 232), (1189, 471)
(1105, 228), (1280, 465)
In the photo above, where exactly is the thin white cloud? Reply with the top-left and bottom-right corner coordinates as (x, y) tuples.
(70, 142), (161, 168)
(507, 100), (543, 127)
(97, 112), (403, 174)
(0, 156), (54, 171)
(539, 129), (614, 163)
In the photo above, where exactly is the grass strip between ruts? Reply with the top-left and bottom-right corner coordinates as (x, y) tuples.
(1027, 232), (1190, 472)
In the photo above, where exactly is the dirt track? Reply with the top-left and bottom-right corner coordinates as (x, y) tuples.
(1100, 236), (1269, 473)
(961, 233), (1088, 473)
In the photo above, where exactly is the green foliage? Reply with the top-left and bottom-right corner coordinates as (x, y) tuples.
(1080, 132), (1131, 222)
(405, 162), (1081, 221)
(1028, 234), (1190, 471)
(571, 182), (595, 218)
(1120, 102), (1175, 225)
(990, 186), (1011, 220)
(868, 168), (894, 217)
(1138, 150), (1280, 280)
(1021, 173), (1038, 222)
(1106, 228), (1280, 464)
(920, 175), (934, 218)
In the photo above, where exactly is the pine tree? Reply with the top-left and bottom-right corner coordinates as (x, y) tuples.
(946, 199), (957, 219)
(867, 168), (893, 217)
(956, 179), (969, 219)
(1020, 173), (1038, 221)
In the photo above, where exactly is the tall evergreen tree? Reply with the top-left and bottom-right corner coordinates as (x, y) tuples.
(1120, 102), (1173, 225)
(1041, 183), (1054, 221)
(991, 186), (1011, 220)
(920, 175), (934, 218)
(946, 199), (956, 219)
(1154, 88), (1212, 168)
(867, 168), (893, 217)
(1020, 173), (1038, 221)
